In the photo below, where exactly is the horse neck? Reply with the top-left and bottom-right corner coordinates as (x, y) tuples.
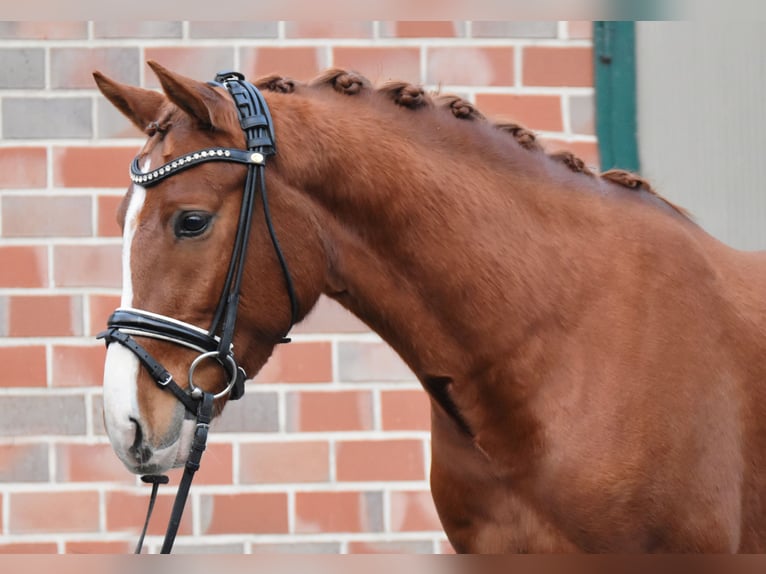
(269, 90), (603, 381)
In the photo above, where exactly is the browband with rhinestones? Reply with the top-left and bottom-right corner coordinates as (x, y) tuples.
(130, 147), (265, 187)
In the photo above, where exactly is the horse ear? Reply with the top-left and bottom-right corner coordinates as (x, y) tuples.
(93, 71), (166, 132)
(147, 60), (223, 130)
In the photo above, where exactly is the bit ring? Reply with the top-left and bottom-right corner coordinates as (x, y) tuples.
(188, 351), (238, 400)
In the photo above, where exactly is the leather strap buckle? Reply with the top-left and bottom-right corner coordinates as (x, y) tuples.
(215, 70), (245, 83)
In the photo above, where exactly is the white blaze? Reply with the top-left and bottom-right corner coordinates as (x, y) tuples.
(119, 183), (146, 308)
(102, 160), (149, 467)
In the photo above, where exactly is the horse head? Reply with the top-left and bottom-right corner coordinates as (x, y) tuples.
(95, 62), (326, 474)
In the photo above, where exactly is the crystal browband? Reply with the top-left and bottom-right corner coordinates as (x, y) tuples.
(130, 147), (266, 187)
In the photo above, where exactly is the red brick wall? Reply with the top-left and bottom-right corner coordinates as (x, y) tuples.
(0, 20), (595, 554)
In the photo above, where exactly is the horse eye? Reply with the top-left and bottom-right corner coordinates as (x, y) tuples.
(175, 211), (212, 238)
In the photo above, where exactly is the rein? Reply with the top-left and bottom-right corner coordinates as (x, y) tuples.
(97, 71), (296, 554)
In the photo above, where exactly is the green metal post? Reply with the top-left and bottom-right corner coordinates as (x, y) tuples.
(594, 21), (640, 172)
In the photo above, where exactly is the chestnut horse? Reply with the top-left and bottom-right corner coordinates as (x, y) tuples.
(95, 61), (766, 553)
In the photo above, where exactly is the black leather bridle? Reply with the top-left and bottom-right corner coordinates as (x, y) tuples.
(97, 71), (297, 554)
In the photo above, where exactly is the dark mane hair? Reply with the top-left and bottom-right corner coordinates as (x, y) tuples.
(255, 68), (689, 219)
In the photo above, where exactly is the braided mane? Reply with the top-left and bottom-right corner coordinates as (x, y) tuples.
(255, 68), (688, 219)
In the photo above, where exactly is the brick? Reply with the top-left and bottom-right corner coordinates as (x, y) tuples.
(523, 46), (594, 87)
(88, 294), (120, 336)
(295, 491), (383, 533)
(0, 395), (86, 436)
(337, 341), (415, 382)
(475, 94), (563, 132)
(347, 540), (435, 553)
(333, 47), (421, 84)
(286, 390), (373, 432)
(390, 490), (443, 532)
(240, 441), (329, 484)
(52, 345), (106, 388)
(7, 295), (83, 337)
(3, 98), (92, 139)
(0, 48), (45, 88)
(336, 440), (425, 482)
(240, 47), (325, 83)
(293, 295), (370, 334)
(144, 48), (234, 89)
(173, 543), (246, 554)
(471, 21), (558, 38)
(250, 542), (340, 553)
(10, 491), (99, 533)
(51, 47), (139, 89)
(106, 490), (193, 536)
(567, 21), (593, 40)
(54, 245), (122, 288)
(0, 296), (6, 336)
(427, 47), (514, 86)
(91, 391), (106, 436)
(2, 195), (92, 237)
(189, 22), (278, 38)
(0, 22), (87, 40)
(66, 540), (132, 554)
(97, 99), (145, 139)
(381, 389), (430, 431)
(211, 391), (279, 433)
(0, 147), (47, 189)
(0, 542), (58, 553)
(198, 493), (288, 534)
(93, 22), (183, 39)
(97, 194), (124, 237)
(255, 341), (332, 384)
(0, 346), (47, 388)
(0, 443), (49, 482)
(543, 139), (600, 171)
(0, 246), (48, 287)
(53, 146), (137, 188)
(379, 21), (466, 38)
(55, 443), (132, 483)
(165, 442), (233, 485)
(569, 94), (595, 136)
(285, 21), (373, 39)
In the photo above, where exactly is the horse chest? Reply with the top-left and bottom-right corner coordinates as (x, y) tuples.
(428, 404), (578, 553)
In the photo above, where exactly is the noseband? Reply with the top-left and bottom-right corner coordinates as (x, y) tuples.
(97, 71), (297, 554)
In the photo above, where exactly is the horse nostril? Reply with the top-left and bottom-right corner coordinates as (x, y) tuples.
(129, 416), (143, 450)
(128, 416), (151, 464)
